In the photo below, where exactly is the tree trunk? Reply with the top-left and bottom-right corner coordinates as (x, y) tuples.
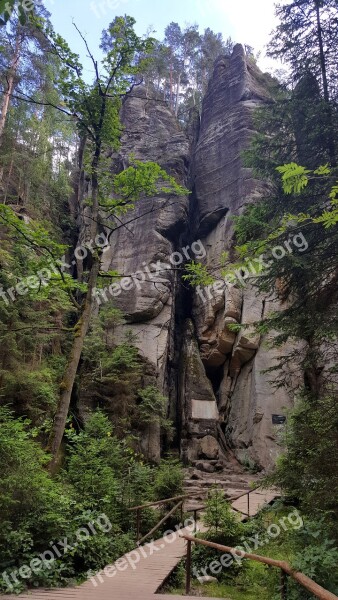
(49, 131), (102, 470)
(169, 49), (173, 110)
(175, 72), (181, 116)
(4, 153), (14, 204)
(0, 33), (22, 186)
(48, 255), (100, 471)
(314, 0), (336, 165)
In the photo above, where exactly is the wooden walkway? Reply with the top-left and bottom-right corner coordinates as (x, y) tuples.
(1, 488), (278, 600)
(232, 487), (279, 518)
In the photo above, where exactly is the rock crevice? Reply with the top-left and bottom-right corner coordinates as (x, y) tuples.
(81, 48), (298, 475)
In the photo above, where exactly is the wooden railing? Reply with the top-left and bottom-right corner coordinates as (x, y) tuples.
(182, 534), (338, 600)
(129, 494), (186, 545)
(128, 487), (259, 545)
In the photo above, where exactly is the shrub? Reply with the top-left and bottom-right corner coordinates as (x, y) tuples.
(152, 458), (184, 500)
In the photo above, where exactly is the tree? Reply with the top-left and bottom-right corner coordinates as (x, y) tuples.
(0, 0), (33, 26)
(164, 22), (182, 111)
(1, 14), (187, 470)
(268, 0), (338, 164)
(0, 5), (52, 186)
(230, 90), (338, 519)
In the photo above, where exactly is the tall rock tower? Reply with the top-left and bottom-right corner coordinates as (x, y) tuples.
(184, 45), (300, 471)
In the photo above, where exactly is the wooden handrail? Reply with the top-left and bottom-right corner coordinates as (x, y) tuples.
(185, 486), (261, 519)
(181, 534), (338, 600)
(129, 486), (261, 544)
(129, 486), (260, 512)
(128, 494), (186, 511)
(137, 500), (183, 546)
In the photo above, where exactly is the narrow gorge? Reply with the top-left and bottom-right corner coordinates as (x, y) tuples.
(77, 45), (297, 487)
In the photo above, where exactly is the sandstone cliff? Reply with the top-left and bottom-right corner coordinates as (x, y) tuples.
(189, 45), (297, 471)
(79, 46), (298, 473)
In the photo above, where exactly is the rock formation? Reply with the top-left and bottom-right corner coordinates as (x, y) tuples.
(189, 45), (297, 471)
(80, 45), (299, 475)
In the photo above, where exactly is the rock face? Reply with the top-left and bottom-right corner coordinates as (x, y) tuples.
(189, 45), (296, 471)
(81, 47), (299, 472)
(78, 87), (190, 462)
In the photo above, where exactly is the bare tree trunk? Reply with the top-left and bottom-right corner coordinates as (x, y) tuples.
(0, 33), (22, 186)
(169, 49), (173, 110)
(175, 72), (181, 116)
(48, 128), (102, 470)
(48, 255), (100, 471)
(3, 153), (14, 204)
(314, 0), (336, 165)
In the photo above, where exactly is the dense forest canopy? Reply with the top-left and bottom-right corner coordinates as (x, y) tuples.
(0, 0), (337, 598)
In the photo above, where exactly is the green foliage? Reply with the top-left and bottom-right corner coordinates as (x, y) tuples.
(66, 411), (124, 516)
(191, 490), (246, 583)
(0, 0), (30, 25)
(183, 261), (215, 286)
(138, 385), (172, 435)
(152, 459), (184, 500)
(286, 518), (338, 599)
(268, 391), (338, 519)
(113, 159), (187, 203)
(0, 408), (165, 592)
(276, 163), (311, 195)
(0, 407), (73, 590)
(203, 489), (244, 538)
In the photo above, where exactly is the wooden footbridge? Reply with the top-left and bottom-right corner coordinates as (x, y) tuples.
(2, 487), (336, 600)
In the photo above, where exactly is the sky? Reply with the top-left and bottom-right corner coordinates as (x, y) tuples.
(47, 0), (280, 78)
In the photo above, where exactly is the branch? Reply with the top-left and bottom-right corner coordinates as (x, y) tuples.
(73, 21), (102, 94)
(0, 212), (81, 310)
(0, 325), (73, 338)
(6, 90), (95, 142)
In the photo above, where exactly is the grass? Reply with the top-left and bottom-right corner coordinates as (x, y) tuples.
(167, 560), (272, 599)
(162, 502), (299, 599)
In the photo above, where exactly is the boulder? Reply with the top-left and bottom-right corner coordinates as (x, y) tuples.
(198, 435), (221, 460)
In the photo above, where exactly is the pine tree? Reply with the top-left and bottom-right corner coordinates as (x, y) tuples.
(268, 0), (338, 164)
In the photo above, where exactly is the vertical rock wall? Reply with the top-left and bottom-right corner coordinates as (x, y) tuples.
(187, 45), (298, 471)
(81, 48), (301, 472)
(99, 88), (190, 462)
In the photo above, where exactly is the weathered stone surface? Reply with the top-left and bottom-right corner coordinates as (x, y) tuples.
(179, 320), (221, 461)
(199, 575), (218, 584)
(79, 87), (190, 462)
(198, 435), (221, 460)
(189, 46), (299, 471)
(227, 334), (303, 470)
(79, 47), (302, 474)
(192, 44), (271, 236)
(194, 461), (216, 473)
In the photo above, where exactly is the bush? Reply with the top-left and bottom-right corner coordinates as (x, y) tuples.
(0, 409), (140, 593)
(203, 488), (245, 539)
(287, 518), (338, 599)
(152, 458), (184, 500)
(0, 407), (73, 593)
(189, 489), (247, 583)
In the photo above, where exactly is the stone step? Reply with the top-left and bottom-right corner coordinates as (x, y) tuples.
(184, 478), (251, 490)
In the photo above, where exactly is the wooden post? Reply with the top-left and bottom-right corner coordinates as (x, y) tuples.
(247, 492), (250, 517)
(193, 509), (197, 532)
(281, 569), (287, 600)
(136, 508), (141, 542)
(186, 540), (192, 595)
(180, 500), (184, 524)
